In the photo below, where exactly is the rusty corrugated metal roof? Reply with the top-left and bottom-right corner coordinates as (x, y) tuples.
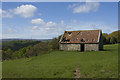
(60, 30), (101, 43)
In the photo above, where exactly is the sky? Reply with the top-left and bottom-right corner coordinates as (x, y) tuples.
(1, 2), (118, 39)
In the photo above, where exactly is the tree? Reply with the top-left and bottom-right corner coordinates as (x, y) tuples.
(25, 42), (49, 57)
(109, 30), (120, 43)
(102, 33), (109, 38)
(106, 37), (111, 44)
(110, 37), (117, 44)
(12, 46), (31, 59)
(48, 35), (62, 50)
(102, 35), (107, 45)
(2, 49), (13, 60)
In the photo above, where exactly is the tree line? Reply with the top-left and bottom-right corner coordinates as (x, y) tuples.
(102, 30), (120, 44)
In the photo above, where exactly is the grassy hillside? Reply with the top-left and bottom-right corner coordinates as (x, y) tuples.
(2, 44), (118, 78)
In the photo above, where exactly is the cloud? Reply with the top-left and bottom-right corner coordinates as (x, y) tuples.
(31, 19), (109, 39)
(68, 21), (117, 33)
(46, 21), (56, 27)
(31, 18), (68, 31)
(68, 4), (79, 9)
(70, 19), (78, 23)
(0, 9), (13, 18)
(31, 18), (57, 27)
(2, 33), (21, 39)
(31, 18), (45, 25)
(2, 10), (13, 18)
(7, 28), (17, 33)
(32, 26), (39, 30)
(13, 5), (37, 18)
(0, 9), (2, 16)
(0, 5), (37, 18)
(30, 18), (116, 38)
(38, 13), (42, 16)
(3, 27), (17, 34)
(2, 19), (117, 39)
(0, 34), (2, 39)
(68, 2), (100, 13)
(30, 18), (71, 38)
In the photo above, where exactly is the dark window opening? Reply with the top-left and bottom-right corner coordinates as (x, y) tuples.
(86, 38), (88, 42)
(65, 39), (70, 42)
(81, 39), (85, 42)
(73, 39), (75, 42)
(77, 32), (82, 35)
(92, 39), (94, 42)
(68, 32), (72, 34)
(68, 32), (72, 36)
(62, 37), (70, 42)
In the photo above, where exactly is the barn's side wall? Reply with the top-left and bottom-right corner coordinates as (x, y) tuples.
(60, 44), (81, 51)
(85, 44), (99, 51)
(60, 43), (99, 51)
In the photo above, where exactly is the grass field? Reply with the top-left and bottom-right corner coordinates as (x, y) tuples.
(2, 44), (118, 78)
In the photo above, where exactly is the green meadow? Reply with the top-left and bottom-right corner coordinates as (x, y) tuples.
(2, 44), (118, 78)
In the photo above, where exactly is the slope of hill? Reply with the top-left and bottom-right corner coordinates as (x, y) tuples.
(2, 44), (118, 78)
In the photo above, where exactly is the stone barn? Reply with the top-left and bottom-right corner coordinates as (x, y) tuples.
(59, 30), (103, 51)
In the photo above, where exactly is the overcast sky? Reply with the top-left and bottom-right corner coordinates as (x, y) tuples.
(1, 2), (118, 39)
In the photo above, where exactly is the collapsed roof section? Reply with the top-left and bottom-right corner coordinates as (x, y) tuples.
(59, 30), (101, 44)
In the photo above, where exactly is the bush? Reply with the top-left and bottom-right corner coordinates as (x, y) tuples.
(12, 46), (31, 59)
(2, 49), (13, 60)
(25, 42), (49, 57)
(106, 37), (111, 44)
(110, 37), (117, 44)
(102, 36), (107, 45)
(48, 35), (62, 50)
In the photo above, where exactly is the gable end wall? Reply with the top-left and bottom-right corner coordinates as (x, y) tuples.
(99, 31), (103, 50)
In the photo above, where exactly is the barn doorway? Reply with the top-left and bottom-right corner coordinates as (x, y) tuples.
(81, 44), (84, 52)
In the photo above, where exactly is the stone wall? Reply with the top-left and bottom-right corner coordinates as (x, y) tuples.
(85, 44), (99, 51)
(60, 44), (81, 51)
(60, 43), (99, 51)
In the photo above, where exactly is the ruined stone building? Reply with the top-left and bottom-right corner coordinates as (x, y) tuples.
(59, 30), (103, 51)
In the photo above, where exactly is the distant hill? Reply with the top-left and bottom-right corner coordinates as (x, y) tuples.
(1, 39), (52, 42)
